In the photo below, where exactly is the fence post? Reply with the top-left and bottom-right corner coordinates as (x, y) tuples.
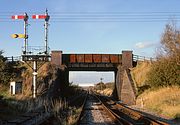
(150, 57), (152, 63)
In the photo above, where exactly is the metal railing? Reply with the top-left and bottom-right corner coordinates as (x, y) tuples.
(6, 56), (22, 62)
(22, 46), (50, 55)
(133, 55), (156, 62)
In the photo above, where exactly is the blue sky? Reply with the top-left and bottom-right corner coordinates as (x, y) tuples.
(1, 0), (180, 85)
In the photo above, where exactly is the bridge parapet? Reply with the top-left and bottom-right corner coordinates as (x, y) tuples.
(51, 50), (134, 70)
(62, 54), (122, 64)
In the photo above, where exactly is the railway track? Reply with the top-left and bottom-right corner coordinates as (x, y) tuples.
(0, 90), (170, 125)
(77, 90), (121, 125)
(77, 90), (170, 125)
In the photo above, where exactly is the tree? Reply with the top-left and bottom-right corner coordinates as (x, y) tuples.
(147, 22), (180, 87)
(161, 22), (180, 65)
(0, 50), (7, 84)
(0, 51), (22, 85)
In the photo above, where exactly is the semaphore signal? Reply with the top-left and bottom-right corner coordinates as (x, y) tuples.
(11, 13), (28, 21)
(12, 15), (26, 20)
(11, 13), (29, 54)
(11, 10), (50, 99)
(32, 9), (50, 55)
(32, 15), (48, 19)
(11, 34), (27, 38)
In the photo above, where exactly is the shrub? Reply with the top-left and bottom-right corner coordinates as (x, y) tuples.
(147, 57), (180, 87)
(147, 22), (180, 88)
(0, 51), (22, 85)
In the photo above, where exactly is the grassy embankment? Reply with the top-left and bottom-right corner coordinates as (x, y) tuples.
(131, 61), (180, 119)
(0, 62), (86, 124)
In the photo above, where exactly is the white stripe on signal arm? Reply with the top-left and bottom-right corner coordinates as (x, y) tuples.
(15, 15), (18, 19)
(36, 15), (39, 19)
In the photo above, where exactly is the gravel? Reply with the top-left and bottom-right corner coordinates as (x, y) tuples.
(79, 95), (116, 125)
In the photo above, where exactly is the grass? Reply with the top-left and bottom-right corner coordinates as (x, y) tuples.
(0, 85), (9, 97)
(94, 82), (114, 96)
(131, 61), (152, 87)
(67, 107), (82, 125)
(0, 95), (65, 119)
(97, 88), (113, 96)
(136, 86), (180, 119)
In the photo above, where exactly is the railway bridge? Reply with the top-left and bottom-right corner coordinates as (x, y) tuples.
(51, 50), (136, 105)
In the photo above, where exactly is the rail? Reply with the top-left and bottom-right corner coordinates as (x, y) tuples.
(77, 90), (129, 124)
(93, 92), (129, 125)
(93, 91), (169, 125)
(76, 91), (88, 124)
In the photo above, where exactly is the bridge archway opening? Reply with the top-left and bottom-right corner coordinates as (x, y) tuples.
(69, 71), (115, 87)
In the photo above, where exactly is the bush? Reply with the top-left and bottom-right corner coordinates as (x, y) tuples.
(147, 57), (180, 87)
(137, 84), (151, 95)
(147, 22), (180, 88)
(94, 82), (106, 90)
(0, 51), (25, 86)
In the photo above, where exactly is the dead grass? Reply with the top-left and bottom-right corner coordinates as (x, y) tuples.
(38, 62), (52, 77)
(0, 84), (9, 97)
(96, 88), (113, 96)
(136, 86), (180, 119)
(67, 107), (81, 125)
(131, 61), (152, 87)
(18, 62), (53, 98)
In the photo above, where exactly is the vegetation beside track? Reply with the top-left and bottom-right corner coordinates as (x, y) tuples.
(136, 86), (180, 119)
(94, 82), (114, 96)
(131, 22), (180, 120)
(0, 51), (87, 124)
(94, 22), (180, 120)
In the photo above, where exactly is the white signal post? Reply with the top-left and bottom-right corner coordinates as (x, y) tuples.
(32, 9), (50, 55)
(11, 13), (29, 54)
(32, 61), (37, 98)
